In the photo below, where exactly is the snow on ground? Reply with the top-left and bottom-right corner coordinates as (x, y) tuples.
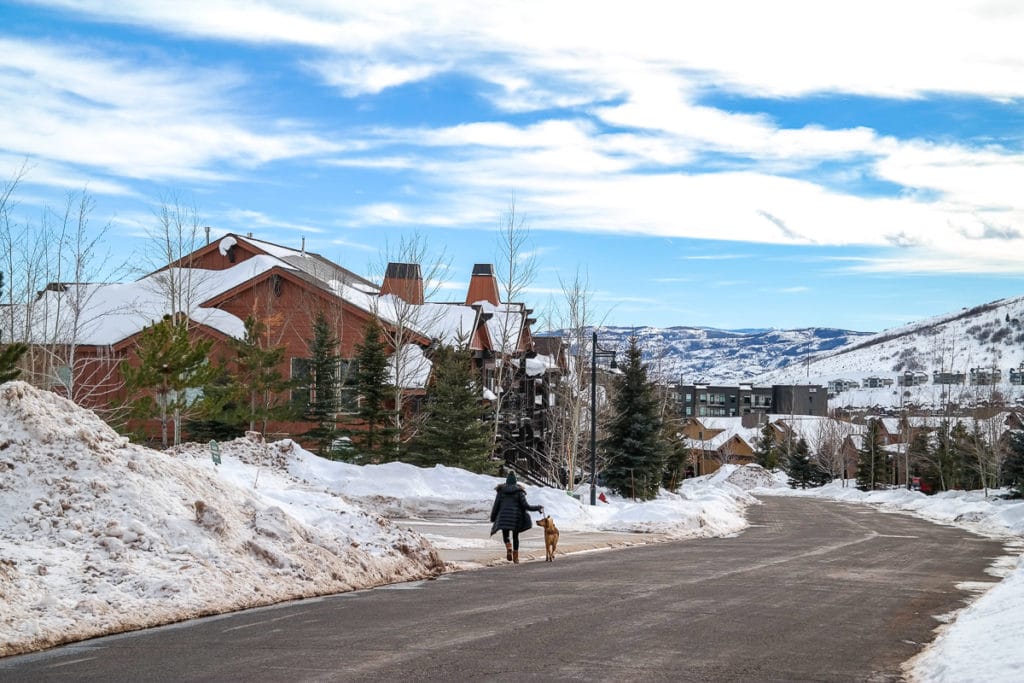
(758, 479), (1024, 682)
(0, 382), (755, 658)
(7, 375), (1020, 680)
(0, 382), (444, 657)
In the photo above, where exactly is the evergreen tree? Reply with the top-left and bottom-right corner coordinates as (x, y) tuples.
(301, 311), (341, 455)
(1004, 431), (1024, 499)
(785, 437), (829, 488)
(856, 419), (890, 491)
(601, 336), (666, 501)
(906, 430), (931, 488)
(948, 421), (975, 490)
(343, 317), (395, 462)
(228, 315), (290, 434)
(408, 344), (495, 473)
(0, 272), (28, 383)
(662, 434), (690, 491)
(121, 315), (217, 447)
(184, 367), (246, 442)
(924, 420), (973, 492)
(754, 422), (781, 470)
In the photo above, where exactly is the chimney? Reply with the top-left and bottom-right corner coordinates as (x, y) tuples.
(466, 263), (500, 306)
(381, 262), (424, 304)
(301, 236), (306, 256)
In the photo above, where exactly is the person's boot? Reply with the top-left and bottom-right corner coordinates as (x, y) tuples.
(505, 542), (513, 561)
(512, 550), (519, 564)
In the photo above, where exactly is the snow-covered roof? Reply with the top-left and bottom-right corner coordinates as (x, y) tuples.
(24, 255), (288, 346)
(479, 300), (526, 353)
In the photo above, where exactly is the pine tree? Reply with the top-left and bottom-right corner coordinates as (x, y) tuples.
(302, 311), (340, 455)
(185, 368), (246, 442)
(0, 272), (27, 383)
(906, 430), (931, 489)
(342, 317), (395, 462)
(121, 315), (217, 447)
(856, 419), (890, 491)
(1004, 431), (1024, 499)
(662, 435), (690, 491)
(785, 437), (829, 488)
(601, 336), (666, 501)
(229, 315), (290, 434)
(408, 344), (495, 473)
(754, 423), (781, 470)
(948, 421), (975, 490)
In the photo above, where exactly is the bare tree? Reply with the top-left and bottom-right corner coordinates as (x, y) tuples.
(541, 267), (610, 490)
(35, 191), (127, 406)
(0, 162), (32, 346)
(142, 192), (209, 319)
(368, 232), (451, 445)
(808, 413), (858, 482)
(1, 171), (128, 417)
(713, 435), (743, 469)
(488, 199), (539, 451)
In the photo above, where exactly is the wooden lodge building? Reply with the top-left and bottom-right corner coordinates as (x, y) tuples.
(13, 233), (564, 467)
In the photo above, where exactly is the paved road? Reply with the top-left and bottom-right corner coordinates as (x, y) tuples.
(2, 497), (1009, 682)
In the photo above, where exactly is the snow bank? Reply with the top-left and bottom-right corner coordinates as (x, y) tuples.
(0, 382), (442, 657)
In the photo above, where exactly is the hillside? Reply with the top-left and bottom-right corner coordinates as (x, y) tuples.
(755, 295), (1024, 410)
(551, 294), (1024, 411)
(567, 326), (874, 383)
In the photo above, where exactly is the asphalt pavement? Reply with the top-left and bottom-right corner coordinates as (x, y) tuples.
(3, 496), (1011, 682)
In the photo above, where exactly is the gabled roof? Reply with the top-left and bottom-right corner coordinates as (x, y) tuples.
(236, 235), (377, 292)
(24, 255), (288, 346)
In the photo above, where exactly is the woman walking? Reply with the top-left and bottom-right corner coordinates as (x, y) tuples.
(490, 471), (543, 563)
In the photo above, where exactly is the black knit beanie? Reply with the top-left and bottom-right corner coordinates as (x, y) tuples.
(506, 472), (517, 486)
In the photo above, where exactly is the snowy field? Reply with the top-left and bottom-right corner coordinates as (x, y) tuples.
(2, 380), (1023, 681)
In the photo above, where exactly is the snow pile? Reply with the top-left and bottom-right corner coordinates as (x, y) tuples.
(0, 382), (442, 657)
(710, 463), (779, 490)
(759, 480), (1024, 682)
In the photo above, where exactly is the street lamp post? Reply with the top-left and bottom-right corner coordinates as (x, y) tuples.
(590, 331), (617, 505)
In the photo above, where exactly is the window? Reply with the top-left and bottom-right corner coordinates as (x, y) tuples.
(337, 359), (359, 412)
(292, 357), (360, 414)
(291, 358), (312, 407)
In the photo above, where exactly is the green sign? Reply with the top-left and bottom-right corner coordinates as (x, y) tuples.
(210, 440), (221, 465)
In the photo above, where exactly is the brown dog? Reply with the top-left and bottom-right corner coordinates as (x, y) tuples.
(536, 515), (559, 562)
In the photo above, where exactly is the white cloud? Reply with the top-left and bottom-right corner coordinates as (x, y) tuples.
(9, 1), (1024, 279)
(309, 59), (443, 96)
(0, 38), (342, 183)
(32, 1), (1024, 100)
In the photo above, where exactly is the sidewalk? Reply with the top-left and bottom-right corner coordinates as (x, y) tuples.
(400, 518), (668, 569)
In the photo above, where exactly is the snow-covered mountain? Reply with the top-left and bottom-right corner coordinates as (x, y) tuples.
(548, 293), (1024, 410)
(755, 294), (1024, 410)
(564, 326), (874, 384)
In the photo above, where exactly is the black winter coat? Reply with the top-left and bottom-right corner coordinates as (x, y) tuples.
(489, 483), (542, 535)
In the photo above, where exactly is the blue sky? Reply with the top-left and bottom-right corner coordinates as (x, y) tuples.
(3, 1), (1024, 332)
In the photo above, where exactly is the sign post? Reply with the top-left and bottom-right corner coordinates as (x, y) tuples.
(210, 440), (221, 466)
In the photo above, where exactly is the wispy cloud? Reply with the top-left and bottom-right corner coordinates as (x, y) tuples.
(7, 2), (1024, 284)
(221, 209), (326, 234)
(0, 37), (342, 183)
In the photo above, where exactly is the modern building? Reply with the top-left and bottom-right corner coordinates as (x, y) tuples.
(673, 383), (827, 418)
